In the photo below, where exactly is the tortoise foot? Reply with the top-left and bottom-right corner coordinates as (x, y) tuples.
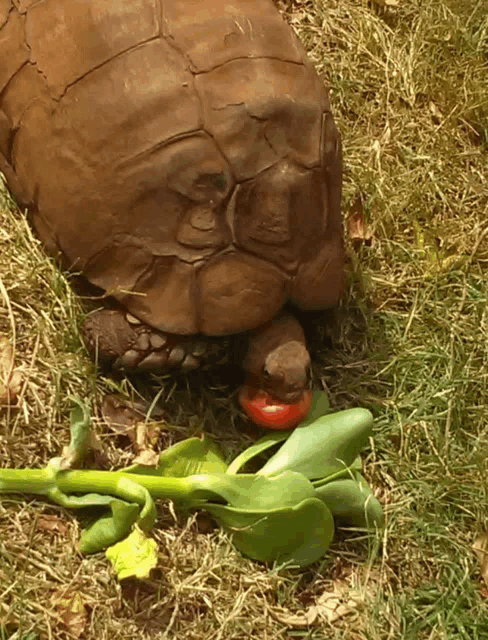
(82, 309), (214, 372)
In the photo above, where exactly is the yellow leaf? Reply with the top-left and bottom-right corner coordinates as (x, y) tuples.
(106, 528), (158, 581)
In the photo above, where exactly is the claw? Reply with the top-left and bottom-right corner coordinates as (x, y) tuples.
(149, 334), (167, 349)
(181, 354), (199, 371)
(167, 346), (186, 366)
(138, 351), (169, 369)
(136, 333), (150, 350)
(115, 349), (140, 369)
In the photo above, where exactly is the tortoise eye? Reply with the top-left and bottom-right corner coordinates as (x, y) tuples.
(263, 368), (271, 380)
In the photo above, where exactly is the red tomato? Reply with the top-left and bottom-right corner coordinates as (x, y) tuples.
(238, 386), (312, 430)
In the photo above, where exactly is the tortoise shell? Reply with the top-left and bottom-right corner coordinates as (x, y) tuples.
(0, 0), (344, 336)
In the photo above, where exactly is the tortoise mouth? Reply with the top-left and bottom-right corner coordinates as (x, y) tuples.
(238, 385), (312, 430)
(269, 389), (304, 404)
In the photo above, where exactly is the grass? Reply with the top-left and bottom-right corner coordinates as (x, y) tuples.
(1, 0), (488, 637)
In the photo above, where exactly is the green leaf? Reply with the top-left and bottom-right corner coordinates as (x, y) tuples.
(207, 497), (334, 567)
(49, 398), (93, 471)
(295, 390), (330, 427)
(227, 392), (330, 475)
(181, 470), (315, 511)
(116, 476), (156, 532)
(106, 528), (158, 580)
(46, 490), (127, 510)
(123, 435), (227, 477)
(69, 397), (91, 432)
(223, 471), (316, 511)
(67, 398), (92, 462)
(226, 431), (288, 475)
(314, 471), (384, 530)
(79, 499), (140, 553)
(257, 408), (374, 480)
(46, 477), (157, 553)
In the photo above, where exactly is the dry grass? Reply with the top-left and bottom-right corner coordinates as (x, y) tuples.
(1, 0), (488, 638)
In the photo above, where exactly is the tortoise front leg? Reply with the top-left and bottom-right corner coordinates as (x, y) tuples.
(81, 309), (212, 372)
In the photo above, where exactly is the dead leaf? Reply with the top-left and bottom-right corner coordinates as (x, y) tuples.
(37, 515), (69, 536)
(370, 0), (399, 7)
(135, 421), (161, 452)
(102, 394), (146, 438)
(429, 101), (443, 124)
(59, 447), (77, 470)
(347, 195), (373, 248)
(271, 583), (363, 627)
(52, 589), (88, 638)
(0, 335), (22, 406)
(271, 605), (318, 627)
(316, 587), (363, 623)
(102, 394), (163, 447)
(473, 530), (488, 586)
(60, 430), (105, 469)
(132, 449), (160, 467)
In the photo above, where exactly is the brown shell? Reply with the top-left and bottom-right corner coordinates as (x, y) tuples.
(0, 0), (344, 336)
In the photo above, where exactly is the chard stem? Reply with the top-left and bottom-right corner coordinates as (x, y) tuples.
(0, 468), (206, 505)
(56, 470), (194, 503)
(0, 469), (54, 495)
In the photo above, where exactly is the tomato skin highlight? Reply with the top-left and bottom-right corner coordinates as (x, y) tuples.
(238, 386), (312, 430)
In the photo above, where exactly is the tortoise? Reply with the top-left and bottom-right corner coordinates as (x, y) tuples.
(0, 0), (344, 426)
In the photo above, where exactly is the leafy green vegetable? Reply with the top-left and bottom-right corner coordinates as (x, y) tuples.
(208, 497), (334, 567)
(0, 393), (384, 572)
(258, 408), (374, 480)
(315, 471), (384, 529)
(124, 435), (228, 477)
(80, 499), (140, 553)
(226, 392), (330, 474)
(49, 396), (92, 471)
(226, 430), (288, 475)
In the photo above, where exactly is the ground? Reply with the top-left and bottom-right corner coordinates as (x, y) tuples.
(1, 0), (488, 638)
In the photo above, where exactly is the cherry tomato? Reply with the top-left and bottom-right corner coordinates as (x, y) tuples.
(238, 386), (312, 430)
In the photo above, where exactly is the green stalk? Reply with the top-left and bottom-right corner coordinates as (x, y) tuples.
(0, 468), (229, 507)
(56, 470), (193, 502)
(0, 469), (56, 495)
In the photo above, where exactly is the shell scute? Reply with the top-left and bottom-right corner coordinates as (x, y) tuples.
(117, 256), (198, 335)
(0, 9), (29, 94)
(162, 0), (304, 73)
(0, 0), (13, 28)
(195, 58), (328, 180)
(197, 251), (289, 335)
(1, 63), (51, 129)
(54, 39), (201, 168)
(25, 0), (160, 96)
(234, 162), (326, 274)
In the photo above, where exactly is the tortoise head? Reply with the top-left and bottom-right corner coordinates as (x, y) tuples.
(241, 313), (311, 403)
